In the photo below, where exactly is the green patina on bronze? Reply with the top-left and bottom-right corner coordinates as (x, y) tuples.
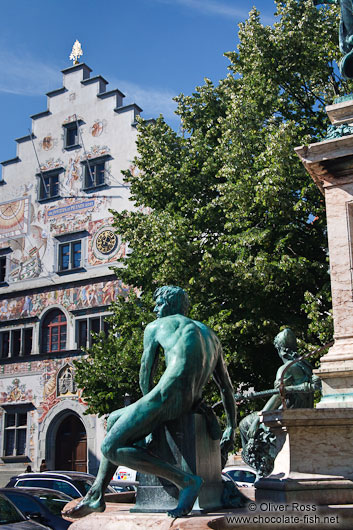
(238, 329), (321, 478)
(314, 0), (353, 78)
(65, 286), (237, 519)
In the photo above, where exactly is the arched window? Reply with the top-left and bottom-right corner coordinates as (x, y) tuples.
(42, 309), (67, 353)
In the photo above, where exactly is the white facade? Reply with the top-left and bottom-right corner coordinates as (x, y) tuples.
(0, 63), (144, 480)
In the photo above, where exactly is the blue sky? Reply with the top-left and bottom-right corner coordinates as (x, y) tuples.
(0, 0), (276, 172)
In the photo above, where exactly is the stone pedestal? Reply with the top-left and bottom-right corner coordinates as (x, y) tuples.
(295, 98), (353, 408)
(131, 412), (224, 513)
(255, 408), (353, 504)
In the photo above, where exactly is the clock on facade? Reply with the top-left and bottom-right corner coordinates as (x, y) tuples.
(92, 227), (119, 260)
(96, 229), (117, 254)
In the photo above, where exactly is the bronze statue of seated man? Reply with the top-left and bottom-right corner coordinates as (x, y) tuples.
(64, 285), (236, 518)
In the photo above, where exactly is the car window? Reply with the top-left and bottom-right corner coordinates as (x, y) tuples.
(37, 494), (69, 516)
(0, 495), (24, 524)
(17, 478), (56, 491)
(244, 471), (256, 483)
(226, 470), (244, 481)
(72, 479), (92, 496)
(3, 492), (40, 516)
(52, 479), (79, 498)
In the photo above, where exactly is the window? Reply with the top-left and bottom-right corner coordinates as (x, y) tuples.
(38, 170), (61, 201)
(0, 328), (32, 358)
(4, 409), (28, 457)
(42, 309), (67, 353)
(76, 315), (110, 349)
(64, 123), (79, 148)
(0, 256), (6, 283)
(83, 159), (106, 189)
(58, 240), (82, 271)
(0, 331), (9, 358)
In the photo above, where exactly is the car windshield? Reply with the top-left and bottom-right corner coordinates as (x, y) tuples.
(72, 478), (94, 496)
(37, 493), (70, 516)
(72, 478), (114, 495)
(0, 495), (24, 524)
(226, 469), (256, 483)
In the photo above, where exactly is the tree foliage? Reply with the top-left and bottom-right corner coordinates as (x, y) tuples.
(75, 0), (347, 415)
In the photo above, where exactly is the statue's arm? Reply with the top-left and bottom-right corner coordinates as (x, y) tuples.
(139, 325), (159, 395)
(213, 354), (237, 450)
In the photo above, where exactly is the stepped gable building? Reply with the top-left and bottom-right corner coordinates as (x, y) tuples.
(0, 62), (144, 480)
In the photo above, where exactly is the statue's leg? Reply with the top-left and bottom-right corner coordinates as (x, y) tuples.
(101, 399), (203, 518)
(239, 411), (258, 450)
(64, 406), (126, 518)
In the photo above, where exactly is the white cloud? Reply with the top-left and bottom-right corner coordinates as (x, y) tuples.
(152, 0), (275, 24)
(113, 79), (178, 120)
(0, 49), (60, 96)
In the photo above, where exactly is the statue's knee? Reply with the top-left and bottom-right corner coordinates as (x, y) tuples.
(101, 438), (115, 460)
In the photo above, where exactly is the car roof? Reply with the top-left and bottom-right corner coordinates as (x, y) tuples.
(223, 465), (256, 472)
(12, 471), (96, 481)
(0, 487), (72, 500)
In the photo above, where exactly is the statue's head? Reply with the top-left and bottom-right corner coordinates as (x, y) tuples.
(153, 286), (190, 318)
(273, 328), (297, 361)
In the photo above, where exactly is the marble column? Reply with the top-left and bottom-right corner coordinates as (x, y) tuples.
(296, 99), (353, 407)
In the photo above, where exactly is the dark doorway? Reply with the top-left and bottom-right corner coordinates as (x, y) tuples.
(55, 414), (87, 472)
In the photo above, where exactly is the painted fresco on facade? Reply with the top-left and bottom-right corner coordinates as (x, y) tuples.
(40, 157), (64, 172)
(0, 358), (86, 422)
(8, 224), (48, 282)
(86, 144), (110, 159)
(64, 153), (81, 192)
(63, 114), (83, 125)
(0, 279), (129, 322)
(0, 198), (30, 241)
(39, 135), (58, 152)
(91, 120), (106, 137)
(0, 378), (34, 404)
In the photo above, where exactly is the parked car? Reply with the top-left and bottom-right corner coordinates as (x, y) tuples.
(6, 471), (115, 499)
(109, 480), (138, 493)
(222, 466), (257, 488)
(0, 492), (51, 529)
(0, 488), (72, 530)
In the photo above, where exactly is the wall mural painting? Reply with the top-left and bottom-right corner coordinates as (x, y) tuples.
(9, 225), (48, 283)
(88, 218), (126, 266)
(40, 158), (64, 173)
(0, 279), (129, 322)
(63, 114), (83, 125)
(39, 134), (58, 152)
(86, 144), (110, 159)
(91, 120), (106, 137)
(0, 198), (30, 241)
(38, 359), (86, 423)
(64, 153), (81, 193)
(0, 378), (34, 404)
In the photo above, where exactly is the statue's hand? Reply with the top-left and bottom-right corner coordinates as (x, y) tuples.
(248, 417), (260, 439)
(220, 426), (235, 454)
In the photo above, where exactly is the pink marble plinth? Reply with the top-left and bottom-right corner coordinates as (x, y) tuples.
(64, 498), (353, 530)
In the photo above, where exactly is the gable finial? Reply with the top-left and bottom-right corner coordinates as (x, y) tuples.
(69, 40), (83, 65)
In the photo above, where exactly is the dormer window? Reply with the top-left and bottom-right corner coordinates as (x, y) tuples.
(0, 256), (6, 283)
(63, 122), (79, 149)
(83, 160), (105, 189)
(81, 156), (109, 190)
(38, 169), (62, 201)
(0, 247), (12, 284)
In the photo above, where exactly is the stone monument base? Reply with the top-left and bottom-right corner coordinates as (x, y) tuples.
(131, 412), (224, 513)
(255, 408), (353, 504)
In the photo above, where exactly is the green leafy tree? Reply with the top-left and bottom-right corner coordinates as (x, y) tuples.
(75, 0), (344, 416)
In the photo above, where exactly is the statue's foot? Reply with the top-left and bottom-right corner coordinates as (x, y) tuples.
(63, 497), (106, 519)
(167, 475), (203, 518)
